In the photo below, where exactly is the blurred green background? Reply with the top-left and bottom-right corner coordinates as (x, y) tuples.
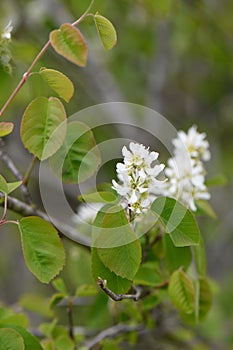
(0, 0), (233, 349)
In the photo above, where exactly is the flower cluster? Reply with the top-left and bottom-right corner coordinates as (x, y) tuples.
(112, 142), (165, 214)
(164, 125), (211, 211)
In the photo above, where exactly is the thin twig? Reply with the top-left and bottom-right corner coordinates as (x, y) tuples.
(72, 0), (95, 26)
(0, 194), (91, 247)
(0, 41), (51, 118)
(97, 277), (142, 301)
(0, 0), (94, 118)
(142, 231), (163, 263)
(84, 323), (144, 349)
(67, 299), (74, 340)
(0, 149), (32, 204)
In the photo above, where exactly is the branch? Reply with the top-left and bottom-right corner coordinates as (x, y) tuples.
(97, 277), (142, 301)
(84, 323), (144, 349)
(0, 0), (94, 118)
(0, 194), (91, 247)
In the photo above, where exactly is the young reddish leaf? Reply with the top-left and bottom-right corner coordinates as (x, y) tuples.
(94, 14), (117, 50)
(20, 97), (67, 161)
(50, 23), (88, 67)
(19, 216), (65, 283)
(40, 68), (74, 103)
(0, 122), (14, 137)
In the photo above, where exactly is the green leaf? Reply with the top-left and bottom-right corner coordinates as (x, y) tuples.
(94, 205), (142, 280)
(0, 175), (22, 195)
(20, 97), (67, 161)
(182, 278), (213, 323)
(0, 328), (24, 350)
(0, 122), (14, 137)
(195, 199), (217, 219)
(7, 181), (22, 195)
(198, 278), (213, 320)
(94, 14), (117, 50)
(168, 269), (195, 314)
(0, 175), (8, 194)
(39, 320), (57, 338)
(50, 23), (88, 67)
(0, 310), (28, 328)
(142, 293), (160, 311)
(163, 234), (192, 273)
(92, 247), (131, 294)
(78, 191), (117, 204)
(151, 197), (200, 247)
(40, 68), (74, 103)
(40, 340), (54, 350)
(52, 278), (68, 294)
(50, 121), (101, 183)
(19, 216), (65, 283)
(1, 325), (43, 350)
(75, 284), (97, 297)
(133, 262), (163, 286)
(54, 335), (75, 350)
(192, 235), (206, 277)
(78, 183), (119, 204)
(49, 293), (65, 309)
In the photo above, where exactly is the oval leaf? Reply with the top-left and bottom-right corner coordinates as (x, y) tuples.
(40, 68), (74, 103)
(94, 14), (117, 50)
(151, 197), (200, 247)
(19, 216), (65, 283)
(92, 248), (131, 294)
(168, 270), (195, 314)
(50, 121), (101, 183)
(20, 97), (67, 161)
(0, 328), (24, 350)
(2, 325), (43, 350)
(0, 122), (14, 137)
(50, 23), (88, 67)
(182, 278), (213, 323)
(94, 205), (142, 280)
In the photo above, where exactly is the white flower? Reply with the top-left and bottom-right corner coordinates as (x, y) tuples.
(112, 142), (165, 214)
(172, 125), (211, 161)
(1, 21), (13, 40)
(164, 125), (211, 211)
(164, 155), (210, 211)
